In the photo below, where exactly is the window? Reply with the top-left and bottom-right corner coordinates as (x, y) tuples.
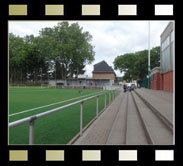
(167, 36), (170, 46)
(161, 34), (172, 73)
(170, 41), (174, 70)
(162, 47), (170, 73)
(170, 30), (174, 70)
(161, 36), (170, 51)
(171, 31), (174, 42)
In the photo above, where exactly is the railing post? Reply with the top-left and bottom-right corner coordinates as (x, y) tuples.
(29, 118), (36, 145)
(109, 91), (111, 104)
(80, 101), (83, 136)
(112, 90), (114, 101)
(96, 96), (99, 118)
(105, 92), (107, 108)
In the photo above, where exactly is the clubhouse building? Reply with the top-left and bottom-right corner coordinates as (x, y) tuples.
(49, 60), (117, 89)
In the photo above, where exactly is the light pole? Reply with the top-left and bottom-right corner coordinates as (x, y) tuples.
(55, 62), (57, 88)
(148, 21), (151, 89)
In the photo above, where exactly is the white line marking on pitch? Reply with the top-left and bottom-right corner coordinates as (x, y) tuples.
(9, 91), (103, 117)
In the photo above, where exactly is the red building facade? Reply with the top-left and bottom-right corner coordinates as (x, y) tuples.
(150, 22), (174, 92)
(150, 67), (161, 90)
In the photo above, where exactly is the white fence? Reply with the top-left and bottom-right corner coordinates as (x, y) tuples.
(103, 85), (123, 91)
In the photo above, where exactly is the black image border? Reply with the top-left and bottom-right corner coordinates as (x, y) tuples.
(0, 0), (181, 166)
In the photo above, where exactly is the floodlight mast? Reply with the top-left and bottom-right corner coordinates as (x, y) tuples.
(148, 21), (151, 89)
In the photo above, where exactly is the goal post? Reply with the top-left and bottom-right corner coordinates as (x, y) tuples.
(41, 83), (50, 88)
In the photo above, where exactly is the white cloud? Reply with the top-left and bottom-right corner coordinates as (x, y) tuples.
(9, 20), (170, 77)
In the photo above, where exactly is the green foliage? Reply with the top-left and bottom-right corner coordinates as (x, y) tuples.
(9, 22), (95, 83)
(38, 22), (95, 79)
(113, 47), (160, 81)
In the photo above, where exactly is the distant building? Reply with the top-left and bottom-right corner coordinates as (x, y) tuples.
(48, 60), (117, 88)
(116, 76), (123, 85)
(150, 22), (174, 92)
(92, 61), (116, 87)
(49, 78), (100, 89)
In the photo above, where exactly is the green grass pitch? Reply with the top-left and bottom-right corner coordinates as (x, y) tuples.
(9, 87), (116, 144)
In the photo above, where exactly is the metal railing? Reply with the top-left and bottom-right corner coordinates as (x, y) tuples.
(9, 89), (120, 145)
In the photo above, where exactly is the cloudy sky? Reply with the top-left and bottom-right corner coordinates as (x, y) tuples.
(9, 21), (170, 77)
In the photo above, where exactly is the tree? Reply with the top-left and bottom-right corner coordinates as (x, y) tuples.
(9, 33), (26, 83)
(9, 21), (95, 84)
(113, 46), (160, 81)
(39, 22), (95, 79)
(23, 35), (49, 82)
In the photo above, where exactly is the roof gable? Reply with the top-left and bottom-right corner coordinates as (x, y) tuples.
(93, 60), (115, 74)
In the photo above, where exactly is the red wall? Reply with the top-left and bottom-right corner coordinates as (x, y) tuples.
(150, 71), (173, 92)
(161, 71), (173, 92)
(151, 73), (161, 90)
